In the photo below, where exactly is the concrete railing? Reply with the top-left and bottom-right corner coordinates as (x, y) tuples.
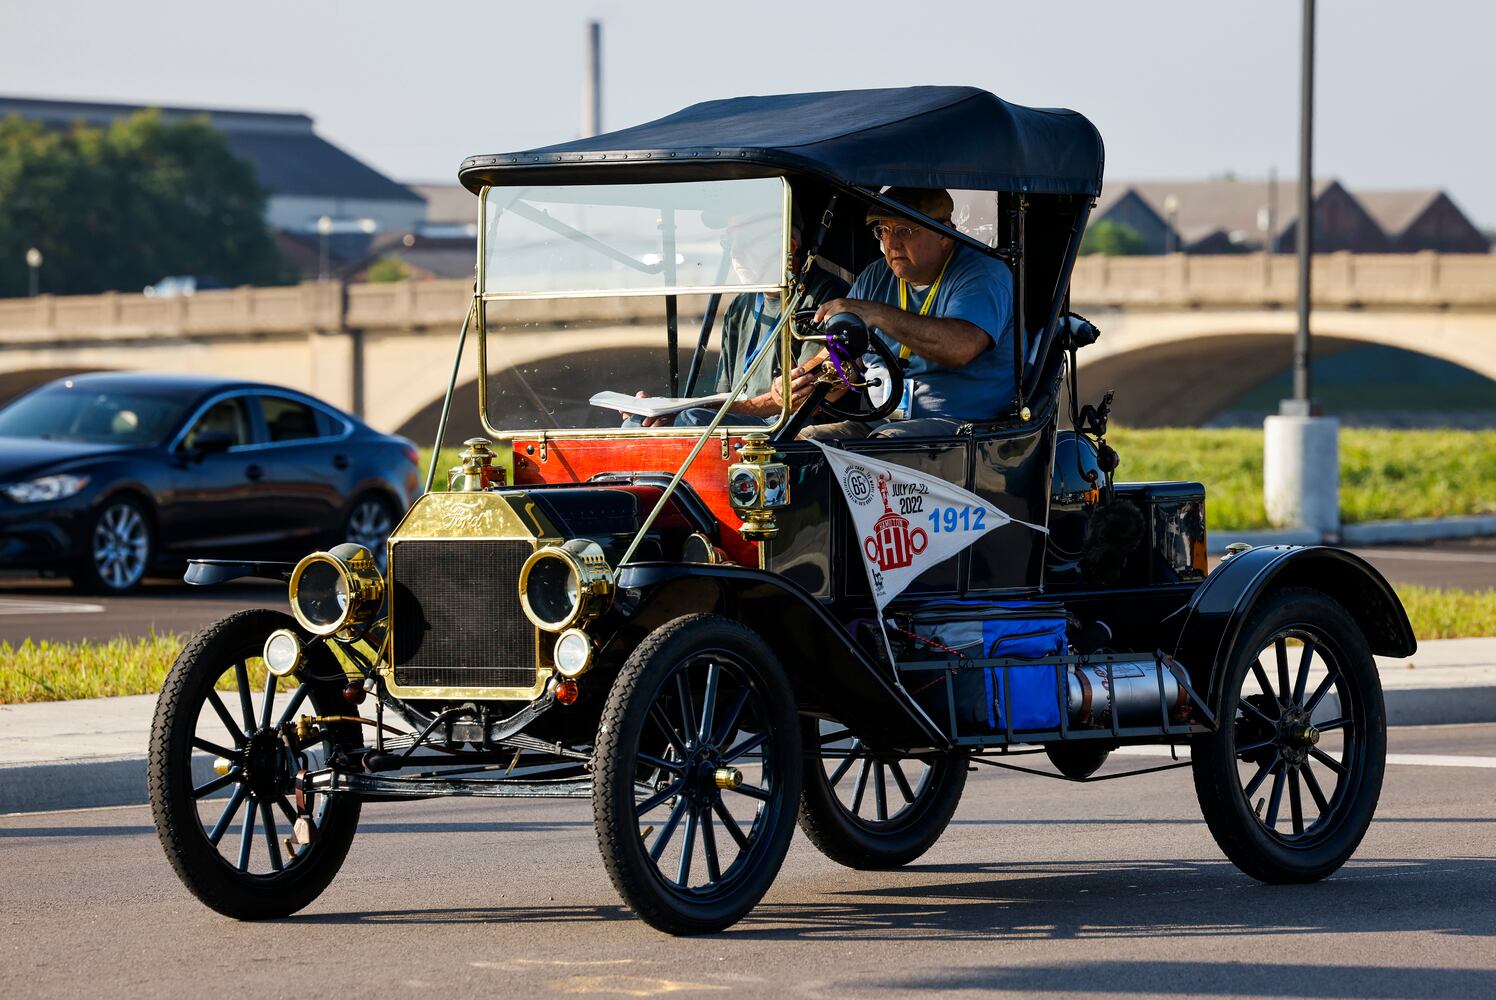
(1, 253), (1494, 345)
(1069, 251), (1496, 309)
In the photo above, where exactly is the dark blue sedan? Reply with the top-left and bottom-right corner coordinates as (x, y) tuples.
(0, 372), (422, 592)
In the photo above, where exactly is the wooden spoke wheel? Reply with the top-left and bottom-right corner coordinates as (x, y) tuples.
(1192, 588), (1386, 883)
(592, 615), (801, 935)
(798, 719), (967, 869)
(149, 609), (362, 919)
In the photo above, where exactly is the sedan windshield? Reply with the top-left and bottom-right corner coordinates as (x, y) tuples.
(0, 385), (192, 446)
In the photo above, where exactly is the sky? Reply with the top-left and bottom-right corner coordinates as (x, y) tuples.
(4, 0), (1493, 227)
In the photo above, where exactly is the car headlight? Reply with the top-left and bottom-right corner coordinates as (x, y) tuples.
(1, 474), (90, 503)
(288, 542), (385, 637)
(519, 539), (613, 631)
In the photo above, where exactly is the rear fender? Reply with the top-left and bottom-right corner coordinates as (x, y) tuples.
(598, 563), (947, 752)
(1172, 544), (1416, 719)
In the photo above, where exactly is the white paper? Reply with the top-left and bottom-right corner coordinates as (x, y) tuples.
(589, 390), (731, 419)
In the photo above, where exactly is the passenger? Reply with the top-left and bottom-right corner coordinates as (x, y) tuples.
(788, 187), (1015, 439)
(630, 208), (847, 427)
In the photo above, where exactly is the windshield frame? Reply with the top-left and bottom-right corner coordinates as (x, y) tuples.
(473, 178), (801, 440)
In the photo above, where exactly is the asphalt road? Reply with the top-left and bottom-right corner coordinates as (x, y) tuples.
(3, 723), (1493, 1000)
(2, 539), (1493, 646)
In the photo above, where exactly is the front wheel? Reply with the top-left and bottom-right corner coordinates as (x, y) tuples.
(149, 609), (362, 919)
(798, 720), (967, 869)
(73, 496), (153, 593)
(1192, 587), (1386, 883)
(592, 614), (801, 935)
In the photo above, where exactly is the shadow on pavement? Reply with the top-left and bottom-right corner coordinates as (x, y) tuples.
(282, 856), (1496, 947)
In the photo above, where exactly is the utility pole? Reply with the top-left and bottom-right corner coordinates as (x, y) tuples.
(582, 20), (602, 138)
(1263, 0), (1339, 539)
(1292, 0), (1315, 409)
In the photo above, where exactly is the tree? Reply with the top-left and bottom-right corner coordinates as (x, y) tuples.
(366, 255), (411, 283)
(1079, 220), (1149, 256)
(0, 110), (287, 297)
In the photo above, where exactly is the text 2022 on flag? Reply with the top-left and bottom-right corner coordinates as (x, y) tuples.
(811, 442), (1047, 614)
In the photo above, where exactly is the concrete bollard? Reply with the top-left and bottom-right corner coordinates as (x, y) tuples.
(1263, 415), (1339, 536)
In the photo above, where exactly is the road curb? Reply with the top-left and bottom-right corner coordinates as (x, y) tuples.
(1208, 514), (1496, 554)
(0, 756), (147, 814)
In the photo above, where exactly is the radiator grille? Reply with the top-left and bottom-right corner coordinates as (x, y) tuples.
(391, 539), (538, 690)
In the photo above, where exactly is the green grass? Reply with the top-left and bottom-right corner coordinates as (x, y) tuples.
(1111, 427), (1496, 531)
(3, 583), (1493, 703)
(418, 447), (465, 493)
(1395, 585), (1496, 641)
(1, 633), (184, 704)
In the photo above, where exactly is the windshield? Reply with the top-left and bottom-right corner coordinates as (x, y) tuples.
(0, 385), (191, 446)
(481, 178), (787, 297)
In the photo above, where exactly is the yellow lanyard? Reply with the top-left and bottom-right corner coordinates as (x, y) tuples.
(895, 250), (955, 360)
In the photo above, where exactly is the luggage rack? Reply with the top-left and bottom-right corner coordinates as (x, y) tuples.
(897, 650), (1218, 748)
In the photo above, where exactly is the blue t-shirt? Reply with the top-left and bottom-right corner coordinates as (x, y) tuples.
(848, 244), (1015, 421)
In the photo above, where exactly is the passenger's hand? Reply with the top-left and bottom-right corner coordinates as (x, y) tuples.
(626, 389), (672, 428)
(770, 353), (830, 410)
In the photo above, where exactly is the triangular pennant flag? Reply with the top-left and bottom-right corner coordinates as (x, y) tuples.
(811, 441), (1047, 615)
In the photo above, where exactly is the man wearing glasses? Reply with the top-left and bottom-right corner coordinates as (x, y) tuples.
(790, 187), (1014, 439)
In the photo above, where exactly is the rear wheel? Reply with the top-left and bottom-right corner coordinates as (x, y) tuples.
(1192, 587), (1385, 883)
(798, 719), (967, 869)
(593, 614), (801, 934)
(342, 493), (396, 566)
(149, 609), (362, 919)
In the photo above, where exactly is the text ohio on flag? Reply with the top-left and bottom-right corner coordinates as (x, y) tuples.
(811, 442), (1047, 614)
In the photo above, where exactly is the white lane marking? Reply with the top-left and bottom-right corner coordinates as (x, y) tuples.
(1348, 547), (1496, 565)
(1111, 745), (1496, 769)
(0, 598), (105, 616)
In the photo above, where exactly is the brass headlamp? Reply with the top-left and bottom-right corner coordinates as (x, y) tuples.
(518, 538), (614, 632)
(288, 542), (386, 637)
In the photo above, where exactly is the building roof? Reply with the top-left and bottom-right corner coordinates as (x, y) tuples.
(1355, 189), (1444, 237)
(0, 95), (423, 205)
(1108, 178), (1334, 245)
(410, 183), (477, 226)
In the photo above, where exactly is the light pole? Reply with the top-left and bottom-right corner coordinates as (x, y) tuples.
(25, 247), (42, 297)
(1263, 0), (1338, 538)
(1162, 194), (1180, 255)
(317, 215), (334, 282)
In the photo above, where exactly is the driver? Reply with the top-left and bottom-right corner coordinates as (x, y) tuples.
(788, 187), (1015, 439)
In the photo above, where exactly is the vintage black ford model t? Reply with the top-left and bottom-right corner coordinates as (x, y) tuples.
(149, 87), (1415, 934)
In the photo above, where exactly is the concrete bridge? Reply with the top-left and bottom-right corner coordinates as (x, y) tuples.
(1, 252), (1493, 439)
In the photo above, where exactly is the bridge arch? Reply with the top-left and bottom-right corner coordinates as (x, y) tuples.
(1075, 315), (1496, 427)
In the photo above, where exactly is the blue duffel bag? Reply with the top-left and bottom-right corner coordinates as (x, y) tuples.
(894, 600), (1068, 733)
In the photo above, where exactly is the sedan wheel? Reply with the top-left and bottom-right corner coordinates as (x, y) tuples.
(343, 495), (395, 557)
(76, 498), (152, 593)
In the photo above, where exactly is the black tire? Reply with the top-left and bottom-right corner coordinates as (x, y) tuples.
(149, 609), (362, 919)
(72, 495), (153, 593)
(593, 614), (801, 935)
(798, 720), (967, 869)
(1192, 587), (1386, 883)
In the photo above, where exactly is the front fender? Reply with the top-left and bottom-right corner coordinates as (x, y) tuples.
(596, 562), (947, 752)
(1172, 544), (1416, 718)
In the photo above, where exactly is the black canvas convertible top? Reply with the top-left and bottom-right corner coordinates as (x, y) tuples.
(459, 86), (1104, 197)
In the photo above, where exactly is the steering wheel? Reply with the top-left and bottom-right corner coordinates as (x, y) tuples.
(793, 310), (907, 422)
